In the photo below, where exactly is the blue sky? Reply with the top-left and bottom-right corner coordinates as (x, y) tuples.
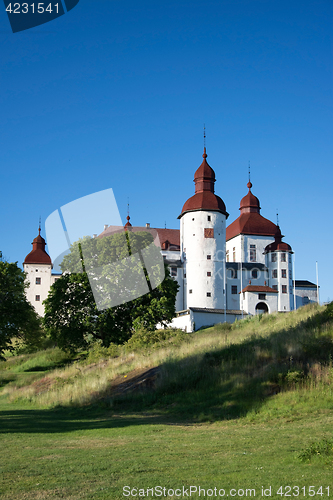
(0, 0), (332, 302)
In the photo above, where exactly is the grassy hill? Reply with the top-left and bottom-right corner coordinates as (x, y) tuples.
(1, 303), (333, 499)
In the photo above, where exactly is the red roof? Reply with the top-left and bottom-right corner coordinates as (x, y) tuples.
(240, 182), (261, 212)
(264, 226), (292, 253)
(226, 181), (277, 240)
(155, 228), (180, 249)
(24, 229), (52, 265)
(241, 285), (278, 293)
(180, 191), (227, 217)
(99, 225), (180, 250)
(179, 148), (228, 218)
(226, 212), (277, 240)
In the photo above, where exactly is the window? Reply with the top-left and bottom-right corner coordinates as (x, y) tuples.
(252, 269), (258, 279)
(259, 293), (266, 300)
(189, 289), (192, 294)
(271, 253), (277, 262)
(226, 250), (229, 262)
(192, 218), (195, 221)
(289, 270), (292, 279)
(282, 285), (287, 294)
(35, 295), (40, 301)
(281, 269), (287, 278)
(289, 254), (292, 263)
(281, 253), (286, 262)
(250, 244), (256, 262)
(35, 269), (39, 272)
(36, 277), (41, 285)
(170, 267), (177, 277)
(207, 255), (211, 260)
(229, 269), (237, 279)
(233, 247), (236, 262)
(272, 285), (278, 291)
(231, 285), (237, 294)
(272, 269), (277, 279)
(204, 228), (214, 238)
(207, 292), (211, 297)
(207, 271), (211, 277)
(207, 215), (211, 222)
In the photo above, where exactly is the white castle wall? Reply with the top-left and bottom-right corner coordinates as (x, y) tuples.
(24, 263), (52, 317)
(180, 210), (226, 310)
(226, 234), (274, 264)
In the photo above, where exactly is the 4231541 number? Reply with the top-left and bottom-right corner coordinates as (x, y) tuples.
(6, 3), (59, 14)
(277, 486), (330, 497)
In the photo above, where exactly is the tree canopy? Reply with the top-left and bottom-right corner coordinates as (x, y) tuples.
(43, 231), (179, 352)
(0, 252), (42, 359)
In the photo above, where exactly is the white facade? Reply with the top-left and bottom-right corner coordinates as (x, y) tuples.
(265, 250), (293, 312)
(24, 263), (52, 317)
(226, 234), (275, 265)
(180, 210), (226, 310)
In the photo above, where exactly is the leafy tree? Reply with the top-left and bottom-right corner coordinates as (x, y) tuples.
(43, 231), (179, 352)
(0, 252), (42, 359)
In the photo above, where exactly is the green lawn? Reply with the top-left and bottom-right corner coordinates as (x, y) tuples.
(1, 304), (333, 499)
(1, 400), (333, 500)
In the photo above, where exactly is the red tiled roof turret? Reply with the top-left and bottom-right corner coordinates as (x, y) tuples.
(264, 226), (293, 253)
(179, 148), (228, 218)
(24, 227), (52, 265)
(226, 180), (277, 240)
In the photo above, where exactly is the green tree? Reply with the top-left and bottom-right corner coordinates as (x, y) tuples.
(0, 252), (42, 359)
(43, 231), (179, 352)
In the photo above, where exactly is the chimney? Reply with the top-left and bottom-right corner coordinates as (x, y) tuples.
(104, 224), (108, 231)
(93, 234), (97, 238)
(146, 223), (150, 228)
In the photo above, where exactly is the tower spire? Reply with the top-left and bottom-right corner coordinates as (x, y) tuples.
(124, 199), (132, 230)
(247, 161), (252, 190)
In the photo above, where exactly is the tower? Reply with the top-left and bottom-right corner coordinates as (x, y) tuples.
(178, 148), (229, 310)
(264, 226), (294, 311)
(23, 226), (52, 316)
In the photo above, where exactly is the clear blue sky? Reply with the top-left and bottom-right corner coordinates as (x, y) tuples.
(0, 0), (332, 302)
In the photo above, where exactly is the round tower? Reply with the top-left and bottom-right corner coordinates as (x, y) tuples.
(23, 227), (52, 317)
(178, 148), (229, 310)
(264, 226), (294, 311)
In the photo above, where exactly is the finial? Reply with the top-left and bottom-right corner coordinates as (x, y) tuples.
(38, 216), (41, 236)
(202, 124), (207, 158)
(165, 221), (167, 229)
(276, 210), (279, 227)
(247, 161), (252, 189)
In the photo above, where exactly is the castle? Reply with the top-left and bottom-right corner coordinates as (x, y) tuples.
(23, 148), (318, 329)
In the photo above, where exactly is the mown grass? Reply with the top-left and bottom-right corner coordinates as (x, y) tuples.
(1, 303), (333, 499)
